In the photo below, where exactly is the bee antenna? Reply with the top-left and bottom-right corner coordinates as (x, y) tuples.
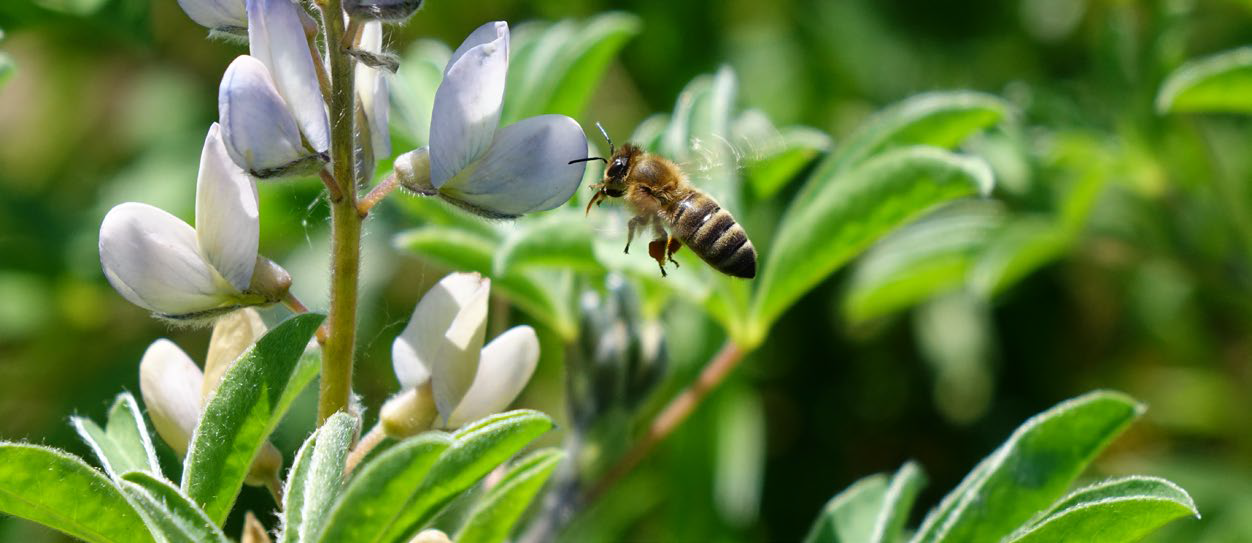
(568, 156), (608, 165)
(595, 121), (614, 156)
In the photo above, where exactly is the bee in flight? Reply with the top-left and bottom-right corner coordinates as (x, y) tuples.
(570, 123), (757, 279)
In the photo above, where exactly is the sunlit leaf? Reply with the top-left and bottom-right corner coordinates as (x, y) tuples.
(1157, 46), (1252, 114)
(182, 313), (325, 524)
(805, 462), (926, 543)
(912, 390), (1144, 543)
(281, 412), (359, 543)
(316, 432), (453, 543)
(750, 146), (994, 346)
(1006, 476), (1199, 543)
(72, 391), (162, 480)
(456, 448), (565, 543)
(0, 443), (152, 543)
(379, 410), (555, 543)
(120, 471), (229, 543)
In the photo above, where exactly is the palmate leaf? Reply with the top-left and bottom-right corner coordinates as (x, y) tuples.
(456, 448), (566, 543)
(72, 391), (162, 480)
(1157, 46), (1252, 115)
(280, 411), (359, 543)
(749, 146), (994, 346)
(1005, 476), (1198, 543)
(805, 462), (926, 543)
(0, 443), (153, 543)
(182, 313), (325, 525)
(912, 390), (1144, 543)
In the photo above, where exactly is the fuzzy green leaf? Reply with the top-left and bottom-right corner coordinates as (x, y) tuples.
(1157, 46), (1252, 114)
(750, 146), (994, 345)
(380, 410), (556, 543)
(182, 313), (325, 525)
(744, 126), (830, 199)
(805, 462), (926, 543)
(1007, 476), (1198, 542)
(281, 412), (359, 543)
(967, 217), (1070, 299)
(120, 471), (229, 543)
(0, 443), (153, 543)
(72, 391), (162, 480)
(316, 432), (454, 543)
(912, 390), (1144, 543)
(456, 448), (565, 543)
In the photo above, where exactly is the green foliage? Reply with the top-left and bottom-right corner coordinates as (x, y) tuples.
(804, 462), (925, 543)
(281, 412), (359, 543)
(456, 448), (566, 543)
(71, 391), (162, 480)
(120, 471), (229, 543)
(0, 443), (153, 543)
(805, 392), (1194, 543)
(1157, 47), (1252, 114)
(182, 313), (325, 524)
(1005, 477), (1198, 543)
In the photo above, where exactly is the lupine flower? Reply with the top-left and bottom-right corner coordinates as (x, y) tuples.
(354, 21), (391, 180)
(139, 310), (282, 485)
(176, 0), (246, 36)
(381, 272), (539, 435)
(99, 124), (291, 322)
(393, 21), (589, 219)
(218, 0), (329, 178)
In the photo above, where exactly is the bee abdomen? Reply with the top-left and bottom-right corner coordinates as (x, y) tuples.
(669, 194), (757, 279)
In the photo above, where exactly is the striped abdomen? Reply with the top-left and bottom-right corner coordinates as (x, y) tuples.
(667, 192), (756, 278)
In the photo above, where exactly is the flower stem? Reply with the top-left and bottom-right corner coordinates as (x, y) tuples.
(282, 292), (328, 344)
(356, 172), (397, 217)
(344, 422), (386, 474)
(319, 0), (359, 424)
(584, 340), (746, 502)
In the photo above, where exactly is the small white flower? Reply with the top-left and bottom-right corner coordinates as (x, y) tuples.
(218, 0), (329, 178)
(383, 272), (539, 433)
(356, 21), (391, 164)
(393, 21), (589, 218)
(99, 124), (289, 321)
(176, 0), (246, 35)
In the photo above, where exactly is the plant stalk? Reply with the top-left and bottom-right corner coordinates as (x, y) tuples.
(318, 0), (359, 424)
(584, 340), (746, 502)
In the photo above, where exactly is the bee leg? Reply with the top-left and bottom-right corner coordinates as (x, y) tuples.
(625, 215), (648, 254)
(667, 237), (682, 268)
(647, 239), (669, 277)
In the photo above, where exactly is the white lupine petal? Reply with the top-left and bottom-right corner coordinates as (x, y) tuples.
(139, 339), (205, 457)
(392, 273), (490, 421)
(195, 123), (259, 292)
(445, 21), (507, 76)
(177, 0), (246, 31)
(429, 21), (508, 187)
(355, 22), (391, 161)
(247, 0), (329, 153)
(219, 55), (309, 174)
(202, 307), (267, 401)
(100, 203), (236, 316)
(441, 114), (588, 215)
(445, 325), (539, 428)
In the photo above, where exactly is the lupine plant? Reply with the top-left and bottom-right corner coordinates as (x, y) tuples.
(0, 1), (1214, 542)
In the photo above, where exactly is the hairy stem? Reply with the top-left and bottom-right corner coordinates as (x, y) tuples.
(357, 172), (398, 217)
(585, 341), (746, 502)
(282, 292), (328, 344)
(319, 0), (360, 424)
(344, 423), (386, 475)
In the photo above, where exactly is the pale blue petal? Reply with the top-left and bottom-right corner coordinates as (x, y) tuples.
(429, 21), (508, 187)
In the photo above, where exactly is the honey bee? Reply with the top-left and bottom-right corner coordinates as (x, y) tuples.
(570, 124), (757, 279)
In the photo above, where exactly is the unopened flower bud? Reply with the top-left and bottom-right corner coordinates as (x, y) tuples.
(380, 384), (437, 438)
(242, 511), (272, 543)
(344, 0), (423, 22)
(139, 340), (204, 457)
(394, 147), (434, 195)
(246, 255), (292, 305)
(203, 308), (267, 400)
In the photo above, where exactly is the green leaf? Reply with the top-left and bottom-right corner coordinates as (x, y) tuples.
(380, 410), (556, 543)
(1006, 476), (1198, 543)
(0, 443), (153, 543)
(72, 391), (162, 480)
(502, 13), (640, 124)
(912, 390), (1145, 543)
(182, 313), (325, 525)
(392, 193), (502, 241)
(494, 214), (604, 275)
(843, 203), (1004, 323)
(281, 412), (359, 543)
(0, 53), (14, 88)
(316, 432), (454, 543)
(1157, 46), (1252, 114)
(456, 448), (565, 543)
(120, 471), (229, 543)
(396, 227), (577, 339)
(744, 125), (830, 200)
(750, 146), (994, 346)
(967, 217), (1070, 299)
(805, 462), (926, 543)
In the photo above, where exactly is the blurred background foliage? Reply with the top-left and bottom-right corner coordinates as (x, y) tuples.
(4, 0), (1252, 541)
